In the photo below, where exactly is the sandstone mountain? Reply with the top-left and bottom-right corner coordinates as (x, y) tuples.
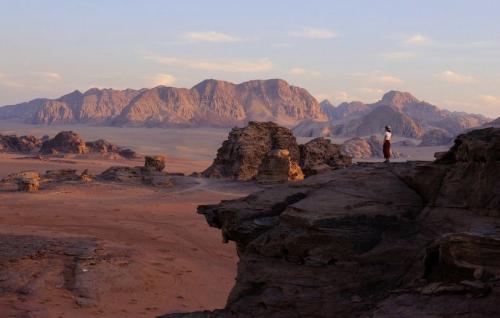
(165, 127), (500, 318)
(0, 79), (327, 127)
(295, 91), (490, 138)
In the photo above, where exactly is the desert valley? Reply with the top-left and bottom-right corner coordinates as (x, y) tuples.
(1, 78), (499, 317)
(1, 2), (500, 317)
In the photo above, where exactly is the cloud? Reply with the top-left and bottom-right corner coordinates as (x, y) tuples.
(404, 34), (432, 45)
(33, 72), (62, 81)
(0, 73), (24, 88)
(478, 94), (500, 105)
(149, 73), (176, 86)
(376, 75), (403, 85)
(144, 55), (273, 73)
(381, 51), (416, 60)
(183, 31), (243, 43)
(291, 27), (338, 39)
(435, 70), (476, 84)
(315, 91), (354, 103)
(288, 67), (321, 77)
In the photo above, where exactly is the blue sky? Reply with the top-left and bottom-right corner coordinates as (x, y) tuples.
(0, 0), (499, 117)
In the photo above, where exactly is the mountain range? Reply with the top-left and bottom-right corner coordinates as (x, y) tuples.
(294, 90), (490, 139)
(0, 79), (326, 127)
(0, 79), (492, 139)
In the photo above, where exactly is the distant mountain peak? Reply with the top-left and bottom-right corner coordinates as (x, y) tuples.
(380, 90), (419, 108)
(0, 78), (326, 127)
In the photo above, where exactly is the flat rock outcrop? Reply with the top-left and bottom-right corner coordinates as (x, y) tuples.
(299, 137), (352, 176)
(98, 156), (171, 186)
(0, 134), (42, 153)
(256, 149), (304, 184)
(162, 127), (500, 318)
(202, 122), (300, 181)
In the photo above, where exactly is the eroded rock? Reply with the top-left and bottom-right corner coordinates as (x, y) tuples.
(256, 149), (304, 184)
(0, 134), (42, 153)
(203, 122), (300, 180)
(299, 137), (352, 176)
(40, 131), (89, 155)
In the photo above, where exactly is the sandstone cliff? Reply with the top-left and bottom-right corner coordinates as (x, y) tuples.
(0, 79), (326, 127)
(163, 128), (500, 318)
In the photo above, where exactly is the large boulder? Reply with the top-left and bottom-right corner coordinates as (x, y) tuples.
(0, 134), (42, 153)
(341, 135), (402, 159)
(1, 171), (41, 192)
(40, 131), (89, 155)
(145, 155), (166, 172)
(162, 128), (500, 318)
(85, 139), (120, 154)
(256, 149), (304, 184)
(419, 128), (454, 146)
(202, 122), (300, 180)
(299, 137), (352, 176)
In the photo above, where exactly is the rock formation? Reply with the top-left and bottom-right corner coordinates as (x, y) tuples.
(98, 156), (171, 186)
(0, 79), (327, 127)
(299, 137), (352, 176)
(202, 122), (300, 180)
(256, 149), (304, 184)
(40, 131), (89, 155)
(341, 135), (402, 159)
(419, 128), (454, 146)
(162, 128), (500, 318)
(38, 131), (137, 158)
(0, 134), (42, 153)
(203, 122), (352, 181)
(2, 171), (41, 192)
(145, 155), (166, 172)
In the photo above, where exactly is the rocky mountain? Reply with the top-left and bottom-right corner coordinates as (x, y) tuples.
(164, 127), (500, 318)
(294, 91), (490, 138)
(341, 135), (403, 159)
(481, 117), (500, 128)
(0, 79), (327, 127)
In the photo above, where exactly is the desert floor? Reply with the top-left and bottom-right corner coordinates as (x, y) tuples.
(0, 152), (261, 318)
(0, 121), (447, 317)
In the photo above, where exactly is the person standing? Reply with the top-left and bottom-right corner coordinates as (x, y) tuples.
(383, 126), (392, 163)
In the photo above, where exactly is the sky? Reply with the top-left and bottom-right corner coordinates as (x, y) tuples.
(0, 0), (499, 118)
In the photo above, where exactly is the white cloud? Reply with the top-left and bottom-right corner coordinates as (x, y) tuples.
(291, 27), (338, 39)
(0, 73), (24, 88)
(376, 75), (403, 85)
(289, 67), (321, 77)
(404, 34), (432, 45)
(381, 51), (416, 60)
(149, 73), (176, 86)
(34, 72), (62, 81)
(435, 70), (476, 84)
(183, 31), (243, 43)
(144, 55), (273, 73)
(479, 94), (500, 105)
(360, 87), (385, 95)
(315, 91), (354, 103)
